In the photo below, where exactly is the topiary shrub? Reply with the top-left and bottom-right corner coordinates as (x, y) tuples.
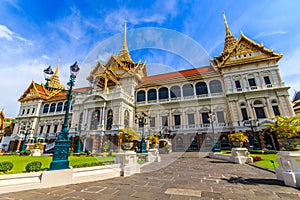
(20, 150), (31, 155)
(0, 161), (14, 172)
(25, 161), (42, 172)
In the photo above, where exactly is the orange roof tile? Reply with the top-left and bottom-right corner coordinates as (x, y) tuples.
(141, 67), (211, 83)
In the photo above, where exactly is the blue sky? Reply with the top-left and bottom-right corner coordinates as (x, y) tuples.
(0, 0), (300, 117)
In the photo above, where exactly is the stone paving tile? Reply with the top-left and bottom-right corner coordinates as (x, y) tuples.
(2, 152), (300, 200)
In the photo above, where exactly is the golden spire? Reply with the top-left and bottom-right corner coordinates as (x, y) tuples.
(122, 21), (128, 51)
(118, 22), (133, 63)
(221, 12), (237, 54)
(47, 62), (64, 91)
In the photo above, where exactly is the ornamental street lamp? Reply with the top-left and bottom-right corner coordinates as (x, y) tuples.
(208, 111), (221, 152)
(20, 126), (33, 151)
(75, 126), (82, 153)
(44, 61), (80, 170)
(244, 117), (260, 150)
(135, 112), (149, 153)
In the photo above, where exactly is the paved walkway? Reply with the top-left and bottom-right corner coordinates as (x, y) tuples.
(1, 152), (300, 200)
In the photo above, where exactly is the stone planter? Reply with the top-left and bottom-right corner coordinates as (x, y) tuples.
(230, 148), (253, 164)
(146, 148), (161, 162)
(278, 139), (300, 151)
(121, 142), (134, 151)
(275, 151), (300, 188)
(115, 151), (140, 176)
(232, 142), (243, 148)
(31, 149), (42, 156)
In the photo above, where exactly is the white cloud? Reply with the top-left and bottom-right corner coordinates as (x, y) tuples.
(0, 24), (13, 40)
(279, 47), (300, 97)
(0, 24), (33, 46)
(103, 0), (179, 32)
(254, 30), (287, 39)
(42, 54), (51, 60)
(0, 59), (50, 117)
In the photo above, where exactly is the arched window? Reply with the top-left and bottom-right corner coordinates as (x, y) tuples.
(147, 89), (157, 101)
(182, 84), (194, 97)
(124, 110), (129, 127)
(175, 137), (184, 150)
(106, 109), (113, 130)
(78, 112), (83, 131)
(49, 103), (56, 112)
(137, 90), (146, 102)
(56, 102), (63, 112)
(63, 101), (67, 111)
(159, 87), (169, 100)
(195, 82), (208, 95)
(240, 102), (248, 121)
(170, 85), (181, 98)
(271, 99), (280, 116)
(209, 80), (222, 93)
(90, 110), (100, 130)
(43, 104), (49, 113)
(253, 100), (266, 119)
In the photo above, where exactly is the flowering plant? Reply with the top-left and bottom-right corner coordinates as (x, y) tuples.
(228, 132), (249, 143)
(146, 135), (159, 144)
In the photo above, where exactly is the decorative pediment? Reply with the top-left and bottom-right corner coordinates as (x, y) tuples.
(199, 107), (209, 112)
(86, 23), (147, 91)
(19, 81), (42, 102)
(82, 94), (107, 104)
(160, 111), (169, 116)
(213, 13), (282, 68)
(215, 33), (282, 68)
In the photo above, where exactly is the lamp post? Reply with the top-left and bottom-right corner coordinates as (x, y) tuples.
(135, 112), (148, 153)
(44, 61), (80, 170)
(246, 117), (260, 150)
(208, 111), (221, 152)
(20, 126), (32, 151)
(75, 126), (82, 153)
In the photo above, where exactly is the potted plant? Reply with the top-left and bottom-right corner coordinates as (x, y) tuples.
(146, 135), (159, 149)
(228, 132), (249, 148)
(263, 116), (300, 187)
(119, 127), (140, 151)
(263, 116), (300, 151)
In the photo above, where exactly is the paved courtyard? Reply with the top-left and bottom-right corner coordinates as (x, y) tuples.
(1, 152), (300, 200)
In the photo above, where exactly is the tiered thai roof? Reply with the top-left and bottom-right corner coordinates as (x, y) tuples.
(86, 23), (147, 90)
(213, 13), (282, 68)
(19, 65), (67, 102)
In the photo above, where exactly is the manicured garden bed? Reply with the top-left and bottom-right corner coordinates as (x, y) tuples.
(250, 153), (278, 170)
(0, 155), (115, 174)
(221, 150), (278, 170)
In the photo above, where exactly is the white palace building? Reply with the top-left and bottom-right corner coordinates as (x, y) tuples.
(6, 14), (294, 153)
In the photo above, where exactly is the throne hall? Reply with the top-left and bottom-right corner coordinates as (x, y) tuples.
(8, 14), (294, 153)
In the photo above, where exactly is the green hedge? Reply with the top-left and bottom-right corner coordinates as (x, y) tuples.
(72, 161), (114, 168)
(25, 161), (42, 172)
(0, 161), (14, 172)
(249, 150), (278, 154)
(20, 150), (31, 155)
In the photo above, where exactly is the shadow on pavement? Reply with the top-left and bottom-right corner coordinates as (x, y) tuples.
(222, 176), (286, 186)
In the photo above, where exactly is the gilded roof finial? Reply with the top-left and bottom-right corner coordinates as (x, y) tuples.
(118, 21), (133, 63)
(222, 11), (233, 37)
(122, 21), (128, 51)
(221, 12), (237, 54)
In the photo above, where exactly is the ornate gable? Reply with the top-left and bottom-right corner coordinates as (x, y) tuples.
(18, 81), (42, 102)
(215, 33), (282, 67)
(214, 13), (282, 68)
(86, 23), (147, 90)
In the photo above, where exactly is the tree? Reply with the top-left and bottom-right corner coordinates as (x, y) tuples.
(263, 116), (300, 139)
